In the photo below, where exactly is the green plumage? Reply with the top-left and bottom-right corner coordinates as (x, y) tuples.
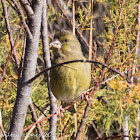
(50, 30), (91, 103)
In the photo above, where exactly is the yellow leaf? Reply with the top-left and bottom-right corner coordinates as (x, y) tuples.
(107, 79), (128, 90)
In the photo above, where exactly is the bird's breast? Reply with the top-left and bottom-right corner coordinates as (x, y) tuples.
(50, 62), (91, 103)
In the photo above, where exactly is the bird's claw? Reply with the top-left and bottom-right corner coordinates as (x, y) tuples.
(56, 105), (65, 117)
(81, 91), (92, 102)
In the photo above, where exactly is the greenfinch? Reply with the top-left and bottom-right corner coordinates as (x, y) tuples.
(50, 30), (91, 104)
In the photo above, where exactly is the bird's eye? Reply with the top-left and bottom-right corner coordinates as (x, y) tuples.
(64, 39), (68, 42)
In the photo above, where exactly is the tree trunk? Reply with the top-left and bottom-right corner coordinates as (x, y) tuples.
(8, 1), (44, 140)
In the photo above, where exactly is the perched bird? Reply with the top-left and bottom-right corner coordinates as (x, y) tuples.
(50, 30), (91, 104)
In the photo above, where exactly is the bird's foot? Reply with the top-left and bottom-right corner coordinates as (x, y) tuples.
(81, 91), (92, 102)
(56, 105), (65, 117)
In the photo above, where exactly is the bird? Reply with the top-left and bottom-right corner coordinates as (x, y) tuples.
(50, 30), (91, 105)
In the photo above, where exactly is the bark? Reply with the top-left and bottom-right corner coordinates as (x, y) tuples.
(123, 116), (129, 140)
(8, 1), (44, 140)
(41, 1), (57, 140)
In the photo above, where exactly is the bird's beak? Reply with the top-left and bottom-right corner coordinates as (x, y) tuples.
(49, 39), (62, 49)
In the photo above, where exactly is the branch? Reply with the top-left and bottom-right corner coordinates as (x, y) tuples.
(11, 0), (33, 39)
(18, 32), (26, 79)
(33, 102), (47, 117)
(91, 122), (102, 138)
(95, 135), (140, 140)
(23, 96), (81, 132)
(76, 101), (90, 140)
(72, 0), (75, 35)
(0, 0), (24, 85)
(22, 58), (126, 135)
(55, 0), (89, 48)
(41, 1), (57, 140)
(104, 0), (125, 63)
(19, 0), (34, 17)
(25, 60), (124, 85)
(24, 106), (49, 140)
(0, 109), (6, 139)
(29, 99), (45, 140)
(22, 66), (127, 134)
(1, 0), (19, 69)
(88, 0), (93, 60)
(101, 70), (127, 85)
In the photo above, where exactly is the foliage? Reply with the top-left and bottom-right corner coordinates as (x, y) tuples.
(0, 0), (139, 139)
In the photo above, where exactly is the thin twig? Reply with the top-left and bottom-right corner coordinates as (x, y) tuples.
(25, 60), (124, 85)
(72, 0), (75, 35)
(33, 102), (47, 117)
(24, 106), (49, 140)
(76, 84), (99, 140)
(88, 0), (93, 60)
(29, 99), (45, 140)
(55, 0), (89, 48)
(120, 41), (140, 66)
(95, 135), (140, 140)
(91, 122), (102, 138)
(22, 67), (127, 134)
(101, 71), (127, 84)
(11, 0), (33, 39)
(1, 0), (19, 68)
(115, 65), (140, 69)
(7, 0), (18, 13)
(0, 25), (23, 85)
(18, 32), (26, 79)
(23, 58), (125, 134)
(105, 0), (125, 64)
(22, 97), (81, 132)
(0, 0), (26, 85)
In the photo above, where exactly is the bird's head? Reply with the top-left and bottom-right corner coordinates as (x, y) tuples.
(50, 30), (83, 59)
